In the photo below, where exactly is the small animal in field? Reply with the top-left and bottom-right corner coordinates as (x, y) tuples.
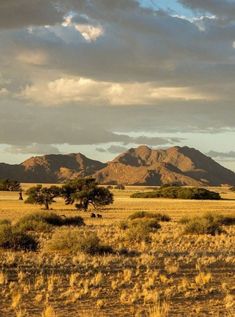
(97, 214), (103, 218)
(90, 213), (96, 218)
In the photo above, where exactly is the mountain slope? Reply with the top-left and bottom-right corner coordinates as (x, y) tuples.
(0, 153), (106, 183)
(0, 146), (235, 185)
(94, 145), (235, 186)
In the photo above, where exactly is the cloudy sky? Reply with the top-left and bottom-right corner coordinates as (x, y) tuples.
(0, 0), (235, 171)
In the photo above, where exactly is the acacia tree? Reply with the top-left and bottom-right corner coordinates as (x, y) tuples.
(25, 185), (61, 210)
(0, 179), (21, 191)
(61, 178), (113, 211)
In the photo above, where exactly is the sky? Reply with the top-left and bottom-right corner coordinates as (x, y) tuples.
(0, 0), (235, 171)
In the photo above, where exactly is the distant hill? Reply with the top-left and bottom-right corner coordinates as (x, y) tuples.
(0, 146), (235, 186)
(94, 146), (235, 186)
(0, 153), (106, 183)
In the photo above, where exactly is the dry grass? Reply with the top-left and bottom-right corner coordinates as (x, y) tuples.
(0, 185), (234, 316)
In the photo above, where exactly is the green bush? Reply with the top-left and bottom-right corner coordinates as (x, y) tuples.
(128, 211), (171, 222)
(45, 229), (113, 255)
(15, 212), (85, 232)
(131, 186), (221, 200)
(0, 225), (38, 251)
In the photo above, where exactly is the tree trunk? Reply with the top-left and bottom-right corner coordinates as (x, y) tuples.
(45, 201), (49, 210)
(19, 192), (23, 200)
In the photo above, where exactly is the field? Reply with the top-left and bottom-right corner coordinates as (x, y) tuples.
(0, 185), (234, 317)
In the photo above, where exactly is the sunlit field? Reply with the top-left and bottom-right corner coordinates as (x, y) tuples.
(0, 185), (234, 316)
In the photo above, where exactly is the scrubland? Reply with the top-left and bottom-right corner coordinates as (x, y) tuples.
(0, 185), (234, 316)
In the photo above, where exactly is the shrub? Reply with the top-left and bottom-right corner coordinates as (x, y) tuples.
(78, 232), (113, 255)
(126, 223), (151, 242)
(128, 211), (171, 222)
(182, 214), (224, 236)
(184, 219), (223, 236)
(15, 212), (62, 232)
(45, 229), (113, 255)
(180, 213), (235, 227)
(125, 218), (161, 242)
(0, 219), (11, 226)
(130, 218), (161, 230)
(0, 225), (38, 251)
(179, 216), (190, 224)
(131, 186), (221, 200)
(115, 184), (125, 190)
(61, 216), (85, 227)
(15, 219), (52, 233)
(15, 212), (85, 232)
(217, 215), (235, 226)
(119, 221), (129, 230)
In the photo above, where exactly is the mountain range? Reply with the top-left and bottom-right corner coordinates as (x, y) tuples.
(0, 146), (235, 186)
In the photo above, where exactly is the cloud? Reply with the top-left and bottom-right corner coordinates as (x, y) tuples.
(106, 145), (128, 154)
(0, 0), (63, 29)
(96, 145), (128, 154)
(6, 143), (61, 155)
(20, 76), (211, 106)
(132, 136), (183, 146)
(0, 99), (235, 150)
(0, 88), (8, 96)
(0, 0), (235, 163)
(207, 150), (235, 160)
(16, 49), (48, 65)
(96, 147), (107, 153)
(179, 0), (235, 21)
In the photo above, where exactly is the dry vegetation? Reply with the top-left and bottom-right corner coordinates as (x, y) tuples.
(0, 185), (234, 316)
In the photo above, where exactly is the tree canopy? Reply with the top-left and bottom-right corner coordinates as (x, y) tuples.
(131, 186), (221, 200)
(0, 179), (21, 191)
(61, 178), (113, 211)
(25, 185), (61, 210)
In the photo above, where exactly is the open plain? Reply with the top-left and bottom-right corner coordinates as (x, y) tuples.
(0, 185), (234, 317)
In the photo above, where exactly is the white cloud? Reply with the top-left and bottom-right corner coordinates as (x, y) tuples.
(62, 14), (104, 42)
(21, 76), (212, 106)
(16, 50), (48, 65)
(75, 24), (104, 42)
(0, 88), (9, 96)
(6, 143), (61, 155)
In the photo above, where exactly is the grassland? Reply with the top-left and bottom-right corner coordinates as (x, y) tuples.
(0, 185), (234, 316)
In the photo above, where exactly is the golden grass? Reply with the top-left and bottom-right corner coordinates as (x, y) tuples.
(0, 185), (234, 316)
